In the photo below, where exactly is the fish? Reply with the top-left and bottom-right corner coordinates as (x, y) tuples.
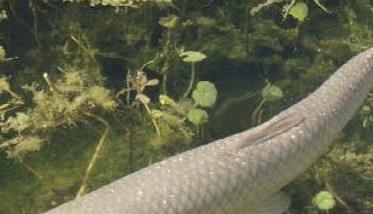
(45, 47), (373, 214)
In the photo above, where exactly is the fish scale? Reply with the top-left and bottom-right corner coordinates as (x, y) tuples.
(45, 47), (373, 214)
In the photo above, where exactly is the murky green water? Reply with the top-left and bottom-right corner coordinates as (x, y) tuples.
(0, 1), (372, 213)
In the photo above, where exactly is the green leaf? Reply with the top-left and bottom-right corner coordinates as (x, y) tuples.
(180, 51), (207, 63)
(136, 94), (150, 104)
(159, 15), (180, 29)
(159, 95), (177, 106)
(0, 75), (10, 93)
(194, 16), (216, 27)
(151, 109), (183, 125)
(313, 191), (336, 211)
(192, 81), (217, 107)
(289, 2), (308, 22)
(261, 81), (283, 102)
(187, 108), (208, 126)
(176, 98), (194, 115)
(145, 79), (159, 86)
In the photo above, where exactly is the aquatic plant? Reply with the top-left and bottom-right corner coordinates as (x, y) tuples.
(191, 81), (217, 108)
(251, 0), (329, 18)
(313, 191), (336, 212)
(118, 68), (161, 136)
(1, 0), (372, 212)
(0, 70), (117, 196)
(252, 80), (283, 125)
(179, 50), (207, 100)
(288, 2), (308, 22)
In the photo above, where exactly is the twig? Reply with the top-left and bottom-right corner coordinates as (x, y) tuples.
(19, 157), (44, 181)
(142, 102), (161, 137)
(181, 62), (196, 100)
(325, 182), (353, 211)
(75, 113), (111, 198)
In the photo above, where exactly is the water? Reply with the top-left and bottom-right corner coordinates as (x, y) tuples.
(0, 0), (372, 213)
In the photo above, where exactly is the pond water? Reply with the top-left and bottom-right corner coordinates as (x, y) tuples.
(0, 1), (372, 213)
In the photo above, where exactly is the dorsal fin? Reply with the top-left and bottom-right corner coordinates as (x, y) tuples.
(225, 112), (305, 153)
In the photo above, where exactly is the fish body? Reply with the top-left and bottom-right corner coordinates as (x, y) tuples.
(46, 48), (373, 214)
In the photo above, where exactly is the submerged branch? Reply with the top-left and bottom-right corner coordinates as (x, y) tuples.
(19, 157), (44, 181)
(75, 113), (111, 198)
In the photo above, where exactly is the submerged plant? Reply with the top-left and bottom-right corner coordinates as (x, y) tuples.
(251, 0), (330, 19)
(179, 50), (207, 100)
(252, 80), (283, 125)
(313, 191), (336, 212)
(118, 68), (161, 136)
(288, 2), (308, 22)
(0, 70), (117, 196)
(192, 81), (217, 108)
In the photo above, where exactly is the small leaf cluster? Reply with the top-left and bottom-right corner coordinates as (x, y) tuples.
(188, 81), (217, 126)
(251, 0), (329, 22)
(154, 80), (217, 129)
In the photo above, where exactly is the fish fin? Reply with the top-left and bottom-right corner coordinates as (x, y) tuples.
(246, 191), (291, 214)
(227, 112), (305, 153)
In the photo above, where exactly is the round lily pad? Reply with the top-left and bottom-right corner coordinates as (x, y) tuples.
(192, 81), (217, 107)
(159, 15), (180, 29)
(261, 82), (283, 102)
(179, 51), (207, 63)
(313, 191), (336, 211)
(289, 2), (309, 22)
(187, 108), (208, 126)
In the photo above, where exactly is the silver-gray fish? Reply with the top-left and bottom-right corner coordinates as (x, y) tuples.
(46, 47), (373, 214)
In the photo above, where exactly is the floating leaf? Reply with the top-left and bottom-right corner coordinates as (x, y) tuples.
(176, 98), (194, 114)
(261, 81), (283, 102)
(159, 15), (180, 29)
(180, 51), (207, 63)
(313, 191), (336, 211)
(0, 75), (10, 93)
(289, 2), (308, 22)
(136, 94), (150, 104)
(146, 79), (160, 86)
(195, 16), (216, 27)
(187, 108), (208, 126)
(192, 81), (217, 107)
(361, 105), (370, 113)
(159, 95), (177, 106)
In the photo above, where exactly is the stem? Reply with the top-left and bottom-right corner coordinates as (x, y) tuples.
(325, 182), (352, 211)
(75, 113), (111, 198)
(161, 30), (172, 95)
(195, 124), (203, 139)
(162, 68), (169, 95)
(126, 71), (131, 105)
(125, 128), (134, 172)
(19, 158), (44, 181)
(182, 62), (196, 100)
(143, 103), (161, 137)
(251, 99), (265, 126)
(244, 3), (250, 60)
(29, 0), (41, 46)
